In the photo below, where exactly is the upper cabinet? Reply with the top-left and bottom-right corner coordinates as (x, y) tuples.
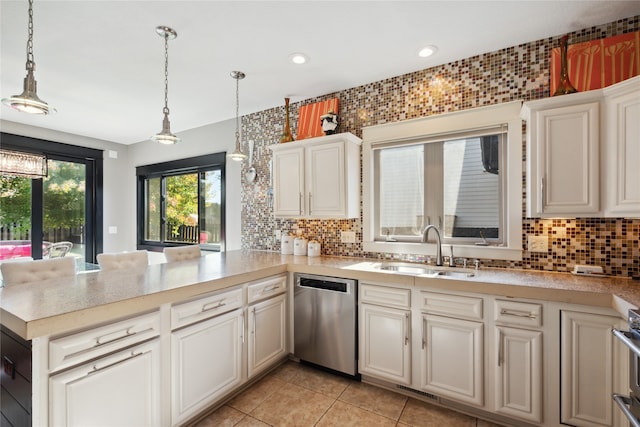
(603, 77), (640, 217)
(269, 132), (361, 219)
(521, 75), (640, 218)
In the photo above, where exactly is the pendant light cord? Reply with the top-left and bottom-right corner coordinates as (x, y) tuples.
(26, 0), (35, 71)
(235, 74), (240, 147)
(163, 33), (170, 115)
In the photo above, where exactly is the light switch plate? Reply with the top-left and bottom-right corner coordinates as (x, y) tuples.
(341, 231), (356, 243)
(275, 230), (281, 240)
(527, 235), (548, 252)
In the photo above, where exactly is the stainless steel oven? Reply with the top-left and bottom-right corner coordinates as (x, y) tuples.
(612, 309), (640, 427)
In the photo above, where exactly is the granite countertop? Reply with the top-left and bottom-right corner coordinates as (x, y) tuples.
(1, 250), (638, 340)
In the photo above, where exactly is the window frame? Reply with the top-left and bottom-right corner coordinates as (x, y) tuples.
(362, 101), (523, 261)
(0, 132), (103, 262)
(136, 152), (226, 252)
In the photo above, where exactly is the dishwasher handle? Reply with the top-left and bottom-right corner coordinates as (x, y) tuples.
(298, 278), (350, 293)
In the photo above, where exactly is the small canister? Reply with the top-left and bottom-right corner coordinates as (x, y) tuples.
(281, 234), (294, 255)
(307, 240), (321, 257)
(294, 236), (308, 256)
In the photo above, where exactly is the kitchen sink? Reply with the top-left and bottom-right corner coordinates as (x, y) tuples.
(377, 262), (475, 278)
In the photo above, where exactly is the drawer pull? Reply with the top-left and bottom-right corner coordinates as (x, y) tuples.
(95, 328), (135, 347)
(262, 285), (280, 294)
(500, 309), (536, 319)
(88, 350), (143, 376)
(202, 300), (226, 312)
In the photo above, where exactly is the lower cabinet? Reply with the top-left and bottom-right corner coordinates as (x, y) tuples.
(493, 325), (542, 422)
(359, 303), (411, 385)
(49, 338), (161, 426)
(420, 314), (484, 406)
(248, 293), (287, 379)
(171, 309), (244, 425)
(560, 310), (624, 427)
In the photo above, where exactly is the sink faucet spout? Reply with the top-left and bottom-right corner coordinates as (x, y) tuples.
(422, 225), (443, 266)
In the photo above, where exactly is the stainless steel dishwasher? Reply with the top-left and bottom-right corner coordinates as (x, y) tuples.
(294, 273), (358, 377)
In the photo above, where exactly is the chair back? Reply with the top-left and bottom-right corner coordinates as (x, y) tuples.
(164, 245), (201, 262)
(48, 241), (73, 258)
(1, 257), (76, 286)
(97, 250), (149, 271)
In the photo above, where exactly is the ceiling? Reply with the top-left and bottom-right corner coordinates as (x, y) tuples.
(0, 1), (637, 145)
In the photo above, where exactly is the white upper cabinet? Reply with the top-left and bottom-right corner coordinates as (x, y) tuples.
(522, 92), (601, 217)
(522, 75), (640, 218)
(270, 132), (361, 219)
(603, 76), (640, 217)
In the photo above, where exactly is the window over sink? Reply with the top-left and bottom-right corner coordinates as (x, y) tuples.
(362, 101), (523, 261)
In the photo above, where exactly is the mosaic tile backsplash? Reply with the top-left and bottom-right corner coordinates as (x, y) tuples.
(241, 16), (640, 278)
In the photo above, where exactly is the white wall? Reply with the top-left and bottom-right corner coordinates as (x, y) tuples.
(1, 117), (240, 255)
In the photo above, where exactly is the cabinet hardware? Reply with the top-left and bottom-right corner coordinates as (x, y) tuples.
(88, 350), (144, 376)
(202, 300), (226, 312)
(261, 285), (280, 294)
(299, 193), (303, 216)
(2, 356), (15, 380)
(95, 327), (136, 347)
(252, 307), (257, 334)
(405, 312), (410, 346)
(498, 329), (503, 367)
(309, 193), (312, 215)
(540, 177), (545, 213)
(241, 312), (245, 343)
(500, 309), (536, 319)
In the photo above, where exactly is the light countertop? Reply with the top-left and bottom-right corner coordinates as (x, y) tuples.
(1, 250), (638, 340)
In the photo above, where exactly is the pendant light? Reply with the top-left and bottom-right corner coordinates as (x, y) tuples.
(150, 26), (180, 145)
(228, 71), (247, 162)
(2, 0), (55, 114)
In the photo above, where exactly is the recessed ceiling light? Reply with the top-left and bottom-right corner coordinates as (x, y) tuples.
(290, 53), (309, 65)
(418, 45), (438, 58)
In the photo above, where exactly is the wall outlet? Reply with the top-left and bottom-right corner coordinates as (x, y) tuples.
(341, 231), (356, 244)
(275, 230), (281, 240)
(528, 235), (548, 252)
(108, 226), (118, 234)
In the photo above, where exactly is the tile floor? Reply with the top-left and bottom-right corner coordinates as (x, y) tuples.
(192, 361), (504, 427)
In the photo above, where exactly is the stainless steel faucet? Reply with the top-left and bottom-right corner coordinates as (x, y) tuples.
(422, 225), (443, 266)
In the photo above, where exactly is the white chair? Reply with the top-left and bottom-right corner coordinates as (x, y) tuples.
(164, 245), (201, 262)
(97, 250), (149, 271)
(0, 257), (76, 286)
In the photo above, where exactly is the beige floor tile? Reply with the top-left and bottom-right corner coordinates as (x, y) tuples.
(235, 415), (271, 427)
(316, 401), (396, 427)
(227, 375), (287, 413)
(269, 360), (302, 383)
(291, 364), (351, 398)
(398, 398), (476, 427)
(250, 381), (334, 427)
(191, 405), (245, 427)
(338, 382), (407, 421)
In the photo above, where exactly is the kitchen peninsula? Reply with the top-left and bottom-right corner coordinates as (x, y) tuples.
(0, 250), (637, 426)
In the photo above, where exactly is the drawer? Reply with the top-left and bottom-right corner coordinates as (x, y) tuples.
(360, 283), (410, 309)
(247, 275), (287, 304)
(49, 311), (160, 373)
(494, 299), (542, 328)
(420, 291), (483, 320)
(171, 287), (243, 330)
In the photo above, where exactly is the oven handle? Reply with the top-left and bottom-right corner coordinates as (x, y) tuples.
(613, 394), (640, 427)
(613, 329), (640, 359)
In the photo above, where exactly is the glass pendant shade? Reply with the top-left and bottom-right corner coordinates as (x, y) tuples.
(0, 149), (48, 178)
(151, 110), (181, 145)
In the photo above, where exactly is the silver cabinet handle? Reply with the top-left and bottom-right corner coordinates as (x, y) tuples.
(308, 193), (312, 215)
(501, 309), (536, 319)
(541, 177), (545, 213)
(241, 311), (245, 343)
(421, 317), (426, 350)
(613, 329), (640, 359)
(261, 284), (280, 294)
(498, 329), (503, 367)
(95, 327), (135, 347)
(299, 193), (303, 216)
(88, 350), (143, 376)
(404, 312), (410, 346)
(252, 306), (257, 334)
(202, 300), (226, 312)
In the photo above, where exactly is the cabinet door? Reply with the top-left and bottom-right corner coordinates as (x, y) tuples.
(272, 147), (304, 217)
(359, 304), (411, 385)
(306, 141), (345, 217)
(604, 81), (640, 217)
(248, 294), (287, 378)
(171, 309), (243, 425)
(50, 339), (161, 426)
(560, 310), (622, 427)
(529, 102), (600, 216)
(421, 314), (483, 406)
(493, 326), (542, 423)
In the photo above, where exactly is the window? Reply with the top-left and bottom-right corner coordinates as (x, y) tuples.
(0, 133), (103, 262)
(136, 153), (225, 251)
(363, 102), (522, 261)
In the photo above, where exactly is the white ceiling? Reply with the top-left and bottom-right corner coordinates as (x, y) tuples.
(1, 1), (638, 145)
